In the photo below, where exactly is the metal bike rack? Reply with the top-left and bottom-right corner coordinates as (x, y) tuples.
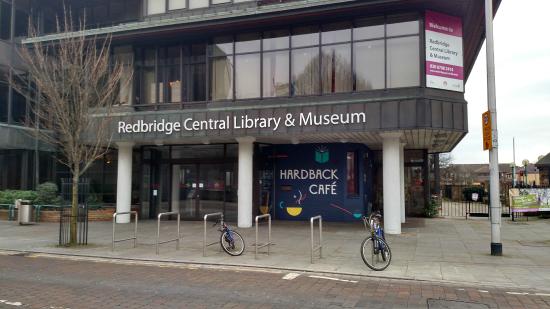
(156, 211), (181, 255)
(254, 214), (272, 259)
(112, 211), (138, 251)
(310, 215), (323, 263)
(203, 212), (223, 257)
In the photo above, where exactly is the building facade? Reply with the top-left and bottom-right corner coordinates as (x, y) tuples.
(7, 0), (498, 234)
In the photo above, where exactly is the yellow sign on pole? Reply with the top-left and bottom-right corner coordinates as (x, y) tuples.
(482, 111), (492, 151)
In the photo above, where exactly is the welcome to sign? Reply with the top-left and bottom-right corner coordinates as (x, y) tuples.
(425, 10), (464, 92)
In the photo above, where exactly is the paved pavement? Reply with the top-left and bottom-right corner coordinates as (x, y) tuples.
(0, 217), (549, 292)
(1, 253), (549, 309)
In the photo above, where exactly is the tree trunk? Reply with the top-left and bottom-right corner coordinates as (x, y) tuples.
(70, 174), (79, 245)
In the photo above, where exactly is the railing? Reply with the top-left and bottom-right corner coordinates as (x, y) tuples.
(112, 211), (138, 251)
(310, 215), (323, 264)
(59, 205), (88, 246)
(254, 214), (272, 259)
(156, 211), (181, 255)
(203, 212), (223, 257)
(0, 204), (16, 221)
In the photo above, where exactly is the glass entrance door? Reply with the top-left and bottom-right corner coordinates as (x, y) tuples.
(172, 164), (199, 219)
(171, 163), (228, 220)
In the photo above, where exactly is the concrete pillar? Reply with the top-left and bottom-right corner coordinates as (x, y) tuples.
(381, 132), (402, 235)
(236, 137), (255, 228)
(116, 142), (134, 223)
(400, 143), (406, 224)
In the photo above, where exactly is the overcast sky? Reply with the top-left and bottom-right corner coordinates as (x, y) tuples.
(451, 0), (550, 165)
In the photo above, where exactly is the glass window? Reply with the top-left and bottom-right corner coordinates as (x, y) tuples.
(1, 1), (12, 40)
(114, 46), (134, 105)
(322, 22), (351, 45)
(236, 33), (260, 54)
(235, 53), (260, 99)
(387, 15), (419, 36)
(354, 17), (385, 40)
(189, 0), (209, 9)
(347, 151), (358, 196)
(211, 36), (233, 56)
(292, 26), (319, 48)
(321, 44), (352, 94)
(0, 83), (8, 123)
(167, 66), (181, 103)
(263, 30), (289, 51)
(387, 36), (420, 88)
(291, 47), (320, 96)
(263, 50), (289, 98)
(169, 0), (186, 10)
(142, 68), (156, 104)
(188, 44), (206, 102)
(12, 91), (27, 125)
(354, 40), (385, 91)
(210, 56), (233, 101)
(147, 0), (166, 15)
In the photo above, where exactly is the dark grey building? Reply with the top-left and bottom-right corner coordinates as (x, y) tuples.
(3, 0), (499, 233)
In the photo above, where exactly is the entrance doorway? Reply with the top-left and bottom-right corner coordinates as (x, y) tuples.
(141, 145), (238, 221)
(171, 163), (236, 220)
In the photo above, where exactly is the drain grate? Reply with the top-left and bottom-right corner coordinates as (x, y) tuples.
(427, 299), (489, 309)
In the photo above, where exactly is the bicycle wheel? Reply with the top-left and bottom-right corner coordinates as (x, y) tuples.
(360, 236), (391, 271)
(220, 230), (245, 256)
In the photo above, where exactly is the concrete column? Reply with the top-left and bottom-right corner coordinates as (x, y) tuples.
(381, 132), (402, 235)
(400, 143), (406, 224)
(116, 142), (134, 223)
(236, 137), (255, 228)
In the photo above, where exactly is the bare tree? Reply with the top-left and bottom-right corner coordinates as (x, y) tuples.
(10, 12), (127, 245)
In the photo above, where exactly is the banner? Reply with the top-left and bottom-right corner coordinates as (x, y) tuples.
(425, 11), (464, 92)
(509, 188), (550, 212)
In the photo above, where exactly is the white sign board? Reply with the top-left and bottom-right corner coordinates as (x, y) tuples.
(425, 11), (464, 92)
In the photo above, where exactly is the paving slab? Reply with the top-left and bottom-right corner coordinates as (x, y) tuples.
(1, 217), (550, 291)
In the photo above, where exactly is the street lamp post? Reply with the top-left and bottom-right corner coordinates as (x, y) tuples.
(522, 159), (529, 187)
(485, 0), (502, 256)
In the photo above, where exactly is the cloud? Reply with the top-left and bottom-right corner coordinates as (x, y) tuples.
(452, 0), (550, 164)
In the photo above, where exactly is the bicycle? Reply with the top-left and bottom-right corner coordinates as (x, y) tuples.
(213, 220), (245, 256)
(360, 211), (392, 271)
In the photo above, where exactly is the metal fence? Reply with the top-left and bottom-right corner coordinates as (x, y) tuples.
(59, 204), (89, 246)
(439, 200), (511, 218)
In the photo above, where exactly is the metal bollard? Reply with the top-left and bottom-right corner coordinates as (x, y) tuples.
(156, 211), (181, 255)
(310, 215), (323, 263)
(203, 212), (223, 257)
(254, 214), (272, 259)
(112, 211), (138, 251)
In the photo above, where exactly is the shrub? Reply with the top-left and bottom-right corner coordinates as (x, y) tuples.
(0, 190), (38, 204)
(34, 182), (62, 205)
(424, 195), (439, 218)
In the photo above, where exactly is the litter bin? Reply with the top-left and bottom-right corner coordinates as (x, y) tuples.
(16, 199), (33, 225)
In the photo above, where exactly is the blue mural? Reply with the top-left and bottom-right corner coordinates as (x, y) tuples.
(272, 143), (372, 222)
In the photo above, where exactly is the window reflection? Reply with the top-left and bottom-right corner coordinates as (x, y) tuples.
(131, 14), (421, 104)
(291, 47), (320, 96)
(263, 51), (289, 98)
(354, 40), (385, 91)
(292, 26), (319, 48)
(236, 54), (260, 99)
(321, 44), (352, 94)
(387, 36), (420, 88)
(210, 56), (233, 101)
(322, 22), (351, 45)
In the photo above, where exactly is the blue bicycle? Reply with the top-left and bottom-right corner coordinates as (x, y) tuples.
(361, 211), (391, 271)
(214, 220), (245, 256)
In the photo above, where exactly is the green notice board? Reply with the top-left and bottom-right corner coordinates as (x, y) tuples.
(511, 194), (538, 213)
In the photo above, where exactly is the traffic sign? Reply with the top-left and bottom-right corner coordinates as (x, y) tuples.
(482, 111), (492, 151)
